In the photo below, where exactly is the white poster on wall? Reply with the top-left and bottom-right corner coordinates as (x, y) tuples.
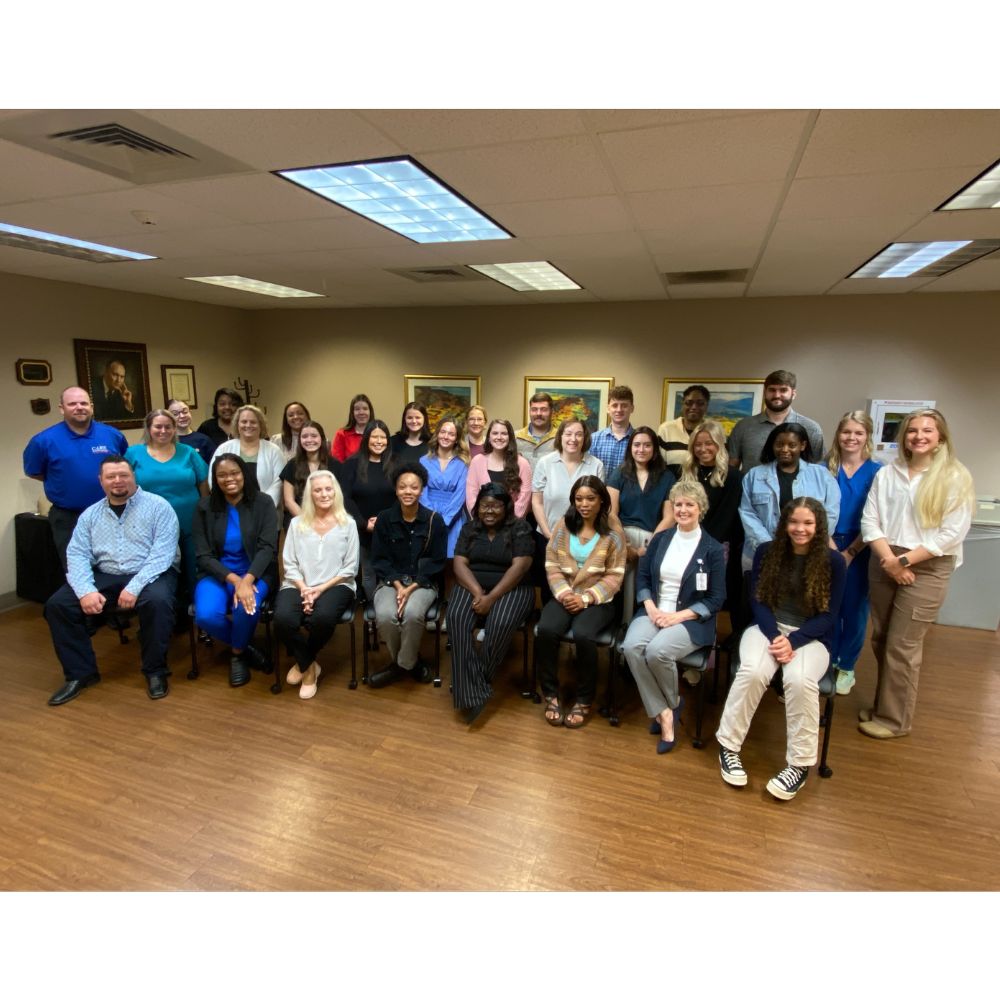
(868, 399), (937, 464)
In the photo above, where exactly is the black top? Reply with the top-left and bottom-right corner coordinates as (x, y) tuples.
(371, 503), (447, 589)
(696, 464), (743, 545)
(177, 430), (216, 465)
(777, 467), (796, 513)
(339, 455), (394, 549)
(192, 491), (278, 593)
(772, 553), (808, 627)
(389, 434), (428, 468)
(196, 418), (231, 449)
(454, 516), (534, 589)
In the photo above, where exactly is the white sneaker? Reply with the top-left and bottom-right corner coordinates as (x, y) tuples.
(836, 669), (856, 695)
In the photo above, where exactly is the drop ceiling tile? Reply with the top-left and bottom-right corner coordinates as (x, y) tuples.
(895, 210), (1000, 242)
(362, 109), (587, 150)
(0, 243), (84, 271)
(599, 111), (812, 192)
(667, 282), (746, 299)
(797, 110), (1000, 177)
(780, 167), (982, 220)
(485, 196), (633, 237)
(582, 110), (762, 132)
(0, 138), (135, 204)
(140, 109), (402, 171)
(827, 276), (936, 295)
(628, 181), (781, 235)
(650, 240), (762, 274)
(252, 216), (407, 251)
(558, 258), (666, 300)
(147, 173), (350, 224)
(515, 231), (648, 260)
(0, 199), (131, 242)
(419, 135), (616, 204)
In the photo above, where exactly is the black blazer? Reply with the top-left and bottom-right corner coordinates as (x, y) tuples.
(371, 502), (447, 589)
(192, 492), (278, 593)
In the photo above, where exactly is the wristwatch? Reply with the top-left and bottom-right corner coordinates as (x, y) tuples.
(898, 555), (910, 568)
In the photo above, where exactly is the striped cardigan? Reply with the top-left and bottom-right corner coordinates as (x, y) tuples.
(545, 516), (627, 606)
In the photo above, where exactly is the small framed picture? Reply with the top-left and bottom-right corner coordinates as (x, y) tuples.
(16, 359), (52, 386)
(523, 376), (614, 433)
(161, 364), (198, 409)
(404, 374), (481, 428)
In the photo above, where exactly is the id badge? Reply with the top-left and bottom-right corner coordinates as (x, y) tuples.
(696, 571), (708, 590)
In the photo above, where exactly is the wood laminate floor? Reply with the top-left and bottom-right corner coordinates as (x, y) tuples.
(1, 603), (997, 891)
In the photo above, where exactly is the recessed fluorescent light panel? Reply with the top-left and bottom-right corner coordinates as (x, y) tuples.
(849, 240), (1000, 279)
(0, 221), (156, 263)
(184, 276), (324, 298)
(468, 261), (581, 292)
(937, 159), (1000, 211)
(274, 157), (512, 244)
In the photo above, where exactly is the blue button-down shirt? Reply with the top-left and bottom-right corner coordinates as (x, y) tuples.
(589, 425), (633, 477)
(66, 487), (180, 598)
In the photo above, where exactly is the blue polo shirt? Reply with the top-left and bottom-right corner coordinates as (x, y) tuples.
(23, 420), (129, 511)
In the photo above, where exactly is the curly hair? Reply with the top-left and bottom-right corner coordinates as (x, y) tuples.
(755, 497), (832, 616)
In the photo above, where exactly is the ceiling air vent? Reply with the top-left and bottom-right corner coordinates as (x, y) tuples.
(664, 268), (750, 285)
(50, 123), (193, 159)
(0, 110), (253, 184)
(388, 266), (489, 284)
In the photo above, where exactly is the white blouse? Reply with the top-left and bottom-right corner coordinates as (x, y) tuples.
(281, 517), (359, 592)
(860, 460), (973, 568)
(657, 527), (701, 612)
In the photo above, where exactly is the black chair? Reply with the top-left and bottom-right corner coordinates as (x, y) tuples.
(270, 596), (359, 694)
(726, 655), (836, 779)
(446, 607), (536, 700)
(362, 597), (445, 686)
(186, 599), (278, 692)
(610, 637), (720, 746)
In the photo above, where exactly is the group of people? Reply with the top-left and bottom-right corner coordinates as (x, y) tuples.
(24, 369), (975, 803)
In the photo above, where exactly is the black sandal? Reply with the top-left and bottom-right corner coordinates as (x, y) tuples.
(563, 703), (592, 729)
(544, 696), (563, 726)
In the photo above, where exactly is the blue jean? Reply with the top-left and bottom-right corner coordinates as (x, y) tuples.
(831, 538), (871, 673)
(194, 576), (270, 651)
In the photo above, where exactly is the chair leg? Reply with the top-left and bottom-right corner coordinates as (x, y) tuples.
(819, 693), (834, 778)
(267, 617), (281, 694)
(604, 647), (620, 727)
(187, 616), (200, 680)
(692, 671), (705, 748)
(520, 621), (533, 699)
(362, 622), (370, 684)
(348, 612), (358, 690)
(432, 608), (443, 688)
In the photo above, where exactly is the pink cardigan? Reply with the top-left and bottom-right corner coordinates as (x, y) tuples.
(466, 453), (533, 517)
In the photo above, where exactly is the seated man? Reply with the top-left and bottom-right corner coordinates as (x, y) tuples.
(44, 455), (180, 706)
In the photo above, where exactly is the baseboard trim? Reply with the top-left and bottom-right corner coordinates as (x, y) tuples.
(0, 592), (30, 612)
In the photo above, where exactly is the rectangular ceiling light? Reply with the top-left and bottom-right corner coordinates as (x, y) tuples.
(184, 275), (324, 298)
(938, 159), (1000, 211)
(847, 240), (1000, 279)
(0, 221), (156, 263)
(468, 261), (581, 291)
(274, 156), (512, 244)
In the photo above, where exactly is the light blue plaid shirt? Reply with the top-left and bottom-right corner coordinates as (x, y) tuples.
(66, 487), (180, 598)
(588, 425), (633, 477)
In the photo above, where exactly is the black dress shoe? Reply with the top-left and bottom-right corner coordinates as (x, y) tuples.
(244, 643), (270, 672)
(48, 674), (100, 707)
(411, 660), (434, 684)
(368, 664), (405, 689)
(461, 702), (486, 725)
(229, 655), (252, 687)
(146, 674), (169, 700)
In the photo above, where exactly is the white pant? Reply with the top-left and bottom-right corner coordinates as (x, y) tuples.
(716, 624), (829, 767)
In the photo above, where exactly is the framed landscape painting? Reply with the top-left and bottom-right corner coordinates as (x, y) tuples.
(523, 376), (614, 434)
(661, 378), (765, 437)
(404, 374), (481, 428)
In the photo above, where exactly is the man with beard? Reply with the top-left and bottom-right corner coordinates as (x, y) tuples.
(43, 456), (180, 706)
(727, 370), (824, 472)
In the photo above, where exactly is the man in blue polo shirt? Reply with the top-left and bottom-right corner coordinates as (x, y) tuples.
(23, 386), (128, 569)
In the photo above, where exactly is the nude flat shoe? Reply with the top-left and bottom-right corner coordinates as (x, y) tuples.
(299, 665), (322, 700)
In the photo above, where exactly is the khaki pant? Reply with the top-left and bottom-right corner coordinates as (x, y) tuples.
(868, 548), (955, 736)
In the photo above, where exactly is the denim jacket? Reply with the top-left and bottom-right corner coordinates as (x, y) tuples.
(739, 462), (841, 570)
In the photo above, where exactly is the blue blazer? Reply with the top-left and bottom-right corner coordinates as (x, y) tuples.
(633, 527), (726, 647)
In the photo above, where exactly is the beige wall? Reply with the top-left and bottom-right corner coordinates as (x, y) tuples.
(4, 269), (997, 595)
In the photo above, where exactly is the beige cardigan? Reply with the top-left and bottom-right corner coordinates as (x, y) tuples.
(545, 515), (627, 606)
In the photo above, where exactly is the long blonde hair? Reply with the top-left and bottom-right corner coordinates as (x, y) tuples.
(680, 419), (729, 488)
(298, 470), (348, 531)
(897, 409), (975, 528)
(825, 410), (874, 474)
(427, 418), (470, 465)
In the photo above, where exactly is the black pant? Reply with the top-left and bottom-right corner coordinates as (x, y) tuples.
(535, 598), (617, 704)
(44, 569), (177, 680)
(273, 584), (355, 669)
(47, 505), (82, 572)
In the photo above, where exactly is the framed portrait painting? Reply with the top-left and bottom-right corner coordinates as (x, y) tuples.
(404, 374), (481, 428)
(524, 376), (614, 434)
(661, 378), (765, 437)
(74, 339), (152, 431)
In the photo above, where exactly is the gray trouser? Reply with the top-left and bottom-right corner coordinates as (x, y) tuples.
(373, 583), (436, 669)
(622, 616), (697, 717)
